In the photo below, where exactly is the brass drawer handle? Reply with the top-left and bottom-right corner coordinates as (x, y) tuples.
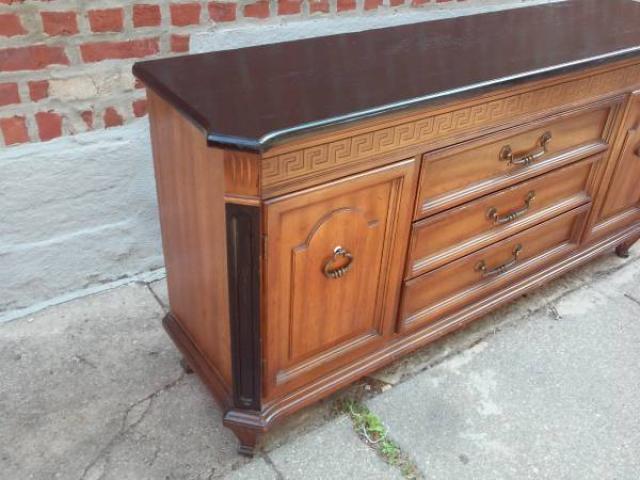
(487, 191), (536, 225)
(500, 131), (552, 166)
(475, 244), (523, 277)
(323, 246), (354, 279)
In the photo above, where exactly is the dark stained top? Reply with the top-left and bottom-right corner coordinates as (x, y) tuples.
(133, 0), (640, 152)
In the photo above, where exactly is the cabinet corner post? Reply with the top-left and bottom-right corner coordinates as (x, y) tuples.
(225, 203), (263, 412)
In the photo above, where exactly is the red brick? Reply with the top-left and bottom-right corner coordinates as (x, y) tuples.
(103, 107), (123, 128)
(132, 99), (147, 117)
(1, 116), (29, 145)
(80, 38), (159, 63)
(35, 111), (63, 141)
(309, 0), (329, 14)
(81, 110), (93, 129)
(0, 82), (20, 106)
(0, 45), (69, 72)
(170, 34), (190, 53)
(389, 0), (404, 5)
(244, 0), (269, 18)
(411, 0), (429, 5)
(337, 0), (356, 12)
(364, 0), (382, 10)
(170, 3), (201, 26)
(0, 13), (26, 37)
(133, 4), (161, 27)
(277, 0), (301, 15)
(88, 8), (124, 33)
(41, 11), (78, 36)
(208, 2), (236, 22)
(28, 80), (49, 101)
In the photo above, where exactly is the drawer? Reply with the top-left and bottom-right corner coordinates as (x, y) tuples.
(398, 204), (590, 332)
(406, 156), (600, 278)
(415, 99), (620, 219)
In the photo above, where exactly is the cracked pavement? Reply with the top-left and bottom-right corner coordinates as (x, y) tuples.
(1, 246), (639, 479)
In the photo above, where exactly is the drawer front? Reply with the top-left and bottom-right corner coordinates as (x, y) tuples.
(416, 100), (619, 219)
(399, 205), (589, 332)
(264, 159), (417, 398)
(407, 156), (600, 278)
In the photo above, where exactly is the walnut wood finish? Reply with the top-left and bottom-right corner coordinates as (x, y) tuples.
(261, 63), (635, 198)
(400, 205), (590, 332)
(263, 160), (417, 399)
(407, 157), (600, 278)
(590, 91), (640, 239)
(415, 100), (618, 218)
(137, 4), (640, 456)
(147, 91), (232, 395)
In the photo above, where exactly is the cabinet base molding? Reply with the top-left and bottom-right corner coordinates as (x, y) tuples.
(163, 225), (639, 455)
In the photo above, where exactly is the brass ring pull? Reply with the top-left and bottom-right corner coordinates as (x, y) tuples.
(500, 131), (552, 166)
(323, 246), (354, 279)
(487, 191), (536, 225)
(475, 244), (523, 278)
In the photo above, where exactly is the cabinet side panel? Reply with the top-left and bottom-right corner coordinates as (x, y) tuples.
(147, 91), (232, 389)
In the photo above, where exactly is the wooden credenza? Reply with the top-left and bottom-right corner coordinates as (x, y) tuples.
(134, 0), (640, 455)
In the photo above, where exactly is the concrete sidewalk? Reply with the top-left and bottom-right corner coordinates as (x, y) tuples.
(1, 246), (639, 480)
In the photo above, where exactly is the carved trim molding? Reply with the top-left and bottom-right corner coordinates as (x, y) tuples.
(226, 204), (262, 411)
(262, 63), (640, 189)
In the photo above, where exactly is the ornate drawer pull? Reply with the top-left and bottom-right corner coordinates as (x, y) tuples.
(475, 244), (523, 277)
(487, 191), (536, 225)
(500, 131), (552, 166)
(323, 246), (354, 279)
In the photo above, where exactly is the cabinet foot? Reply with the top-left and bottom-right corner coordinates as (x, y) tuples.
(615, 234), (639, 259)
(179, 357), (194, 374)
(230, 427), (260, 457)
(616, 243), (631, 258)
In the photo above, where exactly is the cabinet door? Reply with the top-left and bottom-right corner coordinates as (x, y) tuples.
(593, 92), (640, 235)
(264, 159), (417, 398)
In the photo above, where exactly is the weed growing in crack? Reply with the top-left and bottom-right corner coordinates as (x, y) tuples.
(335, 398), (422, 480)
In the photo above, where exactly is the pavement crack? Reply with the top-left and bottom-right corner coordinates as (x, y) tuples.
(547, 304), (562, 321)
(145, 283), (168, 311)
(147, 447), (160, 467)
(203, 466), (217, 480)
(73, 354), (98, 369)
(624, 293), (640, 307)
(337, 399), (423, 479)
(78, 372), (185, 480)
(262, 453), (286, 480)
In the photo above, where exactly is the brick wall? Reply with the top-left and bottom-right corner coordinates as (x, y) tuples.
(0, 0), (500, 148)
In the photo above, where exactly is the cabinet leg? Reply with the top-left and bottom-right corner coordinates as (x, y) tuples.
(616, 243), (631, 258)
(179, 357), (194, 374)
(616, 235), (639, 259)
(229, 427), (260, 457)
